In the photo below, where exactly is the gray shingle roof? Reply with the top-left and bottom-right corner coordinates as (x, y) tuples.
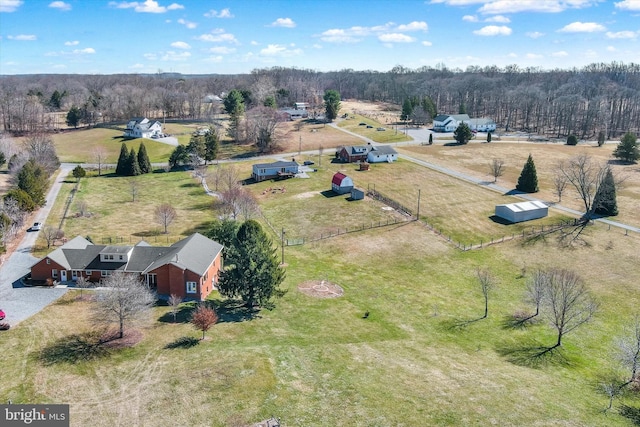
(371, 145), (397, 155)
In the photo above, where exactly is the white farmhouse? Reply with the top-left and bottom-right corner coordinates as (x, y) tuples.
(433, 114), (470, 132)
(124, 117), (163, 138)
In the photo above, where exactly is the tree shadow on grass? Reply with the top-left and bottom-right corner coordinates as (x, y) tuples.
(495, 339), (570, 368)
(157, 304), (196, 324)
(500, 312), (541, 330)
(210, 299), (261, 323)
(38, 331), (111, 365)
(164, 336), (200, 349)
(619, 405), (640, 426)
(439, 316), (486, 331)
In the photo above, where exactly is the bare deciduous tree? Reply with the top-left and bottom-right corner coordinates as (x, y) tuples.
(168, 294), (183, 323)
(190, 304), (218, 340)
(92, 146), (107, 176)
(75, 276), (91, 299)
(488, 158), (505, 183)
(553, 166), (568, 203)
(154, 203), (176, 234)
(246, 106), (282, 153)
(318, 144), (324, 167)
(24, 133), (60, 175)
(221, 165), (241, 192)
(93, 271), (155, 339)
(41, 225), (63, 249)
(559, 154), (608, 220)
(543, 269), (597, 348)
(75, 200), (89, 217)
(525, 269), (547, 319)
(129, 178), (140, 202)
(476, 269), (495, 319)
(616, 315), (640, 387)
(237, 188), (259, 220)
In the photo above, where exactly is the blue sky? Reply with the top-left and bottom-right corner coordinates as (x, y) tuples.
(1, 0), (639, 75)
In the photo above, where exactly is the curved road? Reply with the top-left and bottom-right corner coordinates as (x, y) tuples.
(0, 164), (74, 326)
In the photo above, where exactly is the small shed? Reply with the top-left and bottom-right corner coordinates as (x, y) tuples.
(495, 200), (548, 223)
(350, 188), (365, 200)
(332, 172), (354, 195)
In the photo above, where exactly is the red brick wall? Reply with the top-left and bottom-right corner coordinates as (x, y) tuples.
(31, 258), (64, 281)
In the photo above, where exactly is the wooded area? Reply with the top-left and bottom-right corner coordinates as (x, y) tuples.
(1, 62), (639, 138)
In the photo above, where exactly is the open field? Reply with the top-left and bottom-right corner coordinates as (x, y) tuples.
(2, 220), (640, 426)
(3, 102), (640, 426)
(399, 142), (640, 229)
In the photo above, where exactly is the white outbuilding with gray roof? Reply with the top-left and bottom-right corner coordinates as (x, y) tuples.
(495, 200), (548, 223)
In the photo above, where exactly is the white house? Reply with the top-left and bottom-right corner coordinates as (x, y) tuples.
(433, 114), (470, 132)
(124, 117), (163, 138)
(467, 118), (497, 132)
(495, 200), (548, 223)
(367, 145), (398, 163)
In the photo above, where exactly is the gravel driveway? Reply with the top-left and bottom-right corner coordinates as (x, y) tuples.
(0, 165), (73, 327)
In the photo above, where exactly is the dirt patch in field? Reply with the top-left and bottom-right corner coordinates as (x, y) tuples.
(298, 280), (344, 298)
(101, 328), (144, 349)
(293, 191), (319, 199)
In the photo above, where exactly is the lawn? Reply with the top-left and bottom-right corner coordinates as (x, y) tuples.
(3, 119), (640, 426)
(3, 221), (639, 426)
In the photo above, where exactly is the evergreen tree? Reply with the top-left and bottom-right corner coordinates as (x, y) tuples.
(263, 95), (276, 109)
(516, 154), (539, 193)
(593, 167), (618, 216)
(115, 143), (129, 175)
(454, 122), (473, 144)
(612, 132), (639, 163)
(187, 134), (206, 163)
(487, 132), (492, 143)
(17, 160), (47, 205)
(458, 103), (466, 114)
(597, 131), (606, 147)
(224, 89), (246, 142)
(72, 165), (86, 181)
(420, 96), (437, 120)
(428, 133), (433, 145)
(204, 128), (219, 164)
(4, 189), (36, 212)
(323, 89), (341, 122)
(137, 142), (152, 174)
(66, 106), (82, 128)
(204, 220), (239, 258)
(0, 151), (5, 168)
(127, 147), (141, 176)
(401, 99), (413, 122)
(567, 134), (578, 146)
(169, 144), (190, 169)
(218, 220), (286, 309)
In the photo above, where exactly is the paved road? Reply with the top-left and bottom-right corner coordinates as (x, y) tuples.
(0, 165), (74, 327)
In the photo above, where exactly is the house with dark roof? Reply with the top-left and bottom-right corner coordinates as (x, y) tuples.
(124, 117), (163, 138)
(30, 233), (223, 301)
(252, 161), (299, 182)
(337, 144), (398, 163)
(432, 114), (471, 132)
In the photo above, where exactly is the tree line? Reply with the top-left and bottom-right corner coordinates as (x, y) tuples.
(2, 62), (639, 138)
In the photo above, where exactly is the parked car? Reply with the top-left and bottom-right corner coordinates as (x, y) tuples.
(0, 309), (5, 320)
(359, 122), (367, 126)
(377, 127), (385, 131)
(303, 160), (315, 166)
(366, 125), (373, 128)
(29, 222), (42, 231)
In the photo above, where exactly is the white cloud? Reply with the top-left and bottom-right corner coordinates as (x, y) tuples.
(615, 0), (640, 11)
(508, 52), (518, 58)
(320, 29), (361, 43)
(526, 31), (545, 38)
(177, 18), (197, 29)
(0, 0), (23, 12)
(462, 15), (478, 22)
(209, 46), (235, 54)
(526, 53), (543, 59)
(204, 55), (223, 63)
(378, 33), (415, 43)
(64, 40), (79, 46)
(422, 40), (433, 46)
(476, 0), (598, 15)
(7, 34), (36, 40)
(108, 1), (183, 13)
(161, 51), (190, 61)
(204, 8), (233, 18)
(606, 30), (638, 39)
(558, 22), (605, 33)
(73, 48), (95, 54)
(473, 25), (512, 36)
(313, 43), (322, 49)
(485, 15), (510, 23)
(607, 45), (617, 51)
(49, 1), (71, 11)
(143, 53), (157, 60)
(552, 50), (568, 57)
(396, 21), (428, 31)
(259, 44), (303, 57)
(250, 40), (259, 45)
(170, 41), (190, 49)
(196, 30), (239, 44)
(270, 17), (296, 28)
(130, 63), (145, 69)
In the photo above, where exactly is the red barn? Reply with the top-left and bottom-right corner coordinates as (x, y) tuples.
(332, 172), (354, 194)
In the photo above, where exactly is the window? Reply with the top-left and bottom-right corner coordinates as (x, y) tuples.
(119, 255), (123, 260)
(71, 270), (78, 280)
(101, 270), (112, 277)
(52, 269), (58, 278)
(186, 281), (197, 294)
(85, 270), (92, 275)
(108, 255), (114, 260)
(46, 259), (51, 265)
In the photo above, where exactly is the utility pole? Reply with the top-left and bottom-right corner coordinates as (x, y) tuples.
(416, 189), (421, 220)
(299, 135), (302, 155)
(281, 228), (286, 265)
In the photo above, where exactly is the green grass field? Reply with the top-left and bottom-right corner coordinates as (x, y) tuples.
(338, 114), (412, 144)
(3, 137), (640, 426)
